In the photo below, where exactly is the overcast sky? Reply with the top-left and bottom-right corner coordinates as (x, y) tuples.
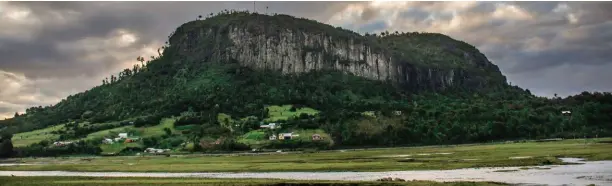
(1, 1), (611, 119)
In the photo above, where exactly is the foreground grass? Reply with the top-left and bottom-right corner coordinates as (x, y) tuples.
(1, 138), (611, 173)
(0, 177), (506, 186)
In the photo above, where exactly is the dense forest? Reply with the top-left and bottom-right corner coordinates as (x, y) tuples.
(0, 11), (611, 157)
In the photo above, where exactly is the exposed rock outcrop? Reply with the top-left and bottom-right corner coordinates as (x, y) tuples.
(169, 13), (507, 91)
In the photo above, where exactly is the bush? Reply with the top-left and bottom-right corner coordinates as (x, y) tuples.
(119, 147), (145, 155)
(134, 115), (163, 127)
(142, 136), (163, 147)
(158, 137), (184, 149)
(216, 138), (250, 151)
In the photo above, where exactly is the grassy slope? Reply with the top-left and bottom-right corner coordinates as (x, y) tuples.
(85, 118), (177, 154)
(2, 138), (610, 173)
(264, 105), (319, 122)
(11, 124), (66, 147)
(235, 104), (326, 147)
(238, 129), (332, 148)
(85, 126), (133, 140)
(0, 177), (505, 186)
(35, 104), (320, 154)
(87, 118), (176, 139)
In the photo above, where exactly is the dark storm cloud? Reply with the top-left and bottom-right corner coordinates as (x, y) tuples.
(1, 2), (159, 79)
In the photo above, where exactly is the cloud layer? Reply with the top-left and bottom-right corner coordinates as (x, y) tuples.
(1, 1), (611, 118)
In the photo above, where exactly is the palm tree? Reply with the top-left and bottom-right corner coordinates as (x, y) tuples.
(137, 56), (144, 67)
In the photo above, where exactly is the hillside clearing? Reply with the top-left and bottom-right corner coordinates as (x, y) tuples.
(11, 124), (66, 147)
(264, 105), (319, 122)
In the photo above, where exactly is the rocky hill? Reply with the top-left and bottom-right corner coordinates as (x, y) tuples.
(3, 11), (516, 137)
(169, 12), (507, 91)
(5, 11), (611, 156)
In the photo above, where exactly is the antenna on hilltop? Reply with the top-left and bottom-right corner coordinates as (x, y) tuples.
(253, 1), (256, 13)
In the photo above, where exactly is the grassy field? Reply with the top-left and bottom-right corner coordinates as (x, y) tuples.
(2, 138), (610, 173)
(0, 177), (506, 186)
(84, 118), (177, 153)
(239, 130), (268, 146)
(264, 105), (319, 122)
(11, 124), (66, 147)
(85, 126), (132, 140)
(86, 118), (176, 139)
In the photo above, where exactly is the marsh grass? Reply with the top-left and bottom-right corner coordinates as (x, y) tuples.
(0, 177), (507, 186)
(1, 138), (610, 173)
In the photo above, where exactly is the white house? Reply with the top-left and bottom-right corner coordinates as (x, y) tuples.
(279, 133), (299, 140)
(102, 138), (114, 144)
(118, 133), (128, 138)
(561, 111), (571, 115)
(269, 134), (277, 140)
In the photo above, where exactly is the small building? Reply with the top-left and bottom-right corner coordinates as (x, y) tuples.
(118, 133), (128, 138)
(312, 134), (322, 141)
(279, 133), (295, 140)
(144, 148), (166, 154)
(53, 141), (73, 147)
(114, 137), (122, 142)
(102, 138), (114, 144)
(269, 134), (277, 140)
(561, 110), (571, 115)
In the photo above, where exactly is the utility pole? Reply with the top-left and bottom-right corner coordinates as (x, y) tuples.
(253, 1), (256, 13)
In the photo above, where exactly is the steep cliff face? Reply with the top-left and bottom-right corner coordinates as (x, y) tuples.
(168, 12), (507, 91)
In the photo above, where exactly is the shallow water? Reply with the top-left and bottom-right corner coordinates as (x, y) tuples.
(1, 158), (611, 186)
